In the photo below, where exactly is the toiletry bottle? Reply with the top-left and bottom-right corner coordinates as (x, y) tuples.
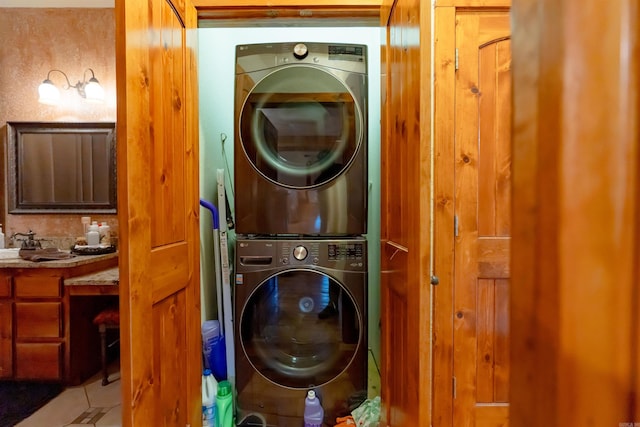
(304, 390), (324, 427)
(0, 224), (4, 249)
(98, 221), (111, 246)
(216, 380), (233, 427)
(81, 216), (91, 235)
(87, 221), (100, 246)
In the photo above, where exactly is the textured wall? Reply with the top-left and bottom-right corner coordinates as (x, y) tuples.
(0, 8), (117, 247)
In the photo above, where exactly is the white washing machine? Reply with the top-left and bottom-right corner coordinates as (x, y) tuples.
(234, 42), (368, 236)
(234, 237), (367, 426)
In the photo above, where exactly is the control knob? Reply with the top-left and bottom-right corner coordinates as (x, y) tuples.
(293, 245), (308, 261)
(293, 43), (309, 60)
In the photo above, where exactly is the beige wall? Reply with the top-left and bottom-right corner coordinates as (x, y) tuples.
(0, 7), (117, 248)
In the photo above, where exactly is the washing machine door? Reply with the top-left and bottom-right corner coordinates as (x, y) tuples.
(239, 65), (364, 189)
(240, 269), (362, 389)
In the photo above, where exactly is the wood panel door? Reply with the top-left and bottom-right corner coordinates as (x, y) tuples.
(452, 11), (511, 427)
(116, 0), (201, 425)
(380, 0), (431, 425)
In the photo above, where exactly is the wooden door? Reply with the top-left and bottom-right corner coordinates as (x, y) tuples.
(380, 0), (431, 426)
(116, 0), (201, 425)
(452, 11), (511, 427)
(511, 0), (640, 425)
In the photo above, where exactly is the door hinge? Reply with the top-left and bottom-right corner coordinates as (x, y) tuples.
(453, 376), (457, 399)
(455, 48), (459, 71)
(454, 215), (459, 237)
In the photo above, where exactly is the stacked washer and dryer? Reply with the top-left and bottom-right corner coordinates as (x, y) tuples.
(233, 42), (369, 427)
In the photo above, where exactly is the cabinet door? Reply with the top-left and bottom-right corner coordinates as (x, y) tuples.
(0, 302), (12, 378)
(16, 302), (62, 338)
(15, 343), (62, 380)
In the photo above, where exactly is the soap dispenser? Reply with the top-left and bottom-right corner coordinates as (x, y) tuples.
(87, 221), (100, 246)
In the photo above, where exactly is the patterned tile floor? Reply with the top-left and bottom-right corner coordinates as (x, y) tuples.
(15, 361), (121, 427)
(19, 351), (381, 427)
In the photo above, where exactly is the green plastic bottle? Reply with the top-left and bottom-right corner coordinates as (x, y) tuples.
(216, 380), (233, 427)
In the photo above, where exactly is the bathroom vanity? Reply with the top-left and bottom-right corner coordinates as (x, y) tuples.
(0, 252), (117, 384)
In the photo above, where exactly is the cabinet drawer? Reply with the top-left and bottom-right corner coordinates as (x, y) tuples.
(15, 342), (62, 380)
(16, 302), (62, 338)
(0, 275), (11, 297)
(15, 276), (62, 298)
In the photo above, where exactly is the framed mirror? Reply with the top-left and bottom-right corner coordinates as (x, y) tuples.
(6, 122), (117, 213)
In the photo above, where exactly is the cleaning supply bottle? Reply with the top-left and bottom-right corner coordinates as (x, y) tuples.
(216, 380), (233, 427)
(87, 221), (100, 246)
(202, 369), (218, 427)
(202, 320), (227, 381)
(303, 389), (324, 427)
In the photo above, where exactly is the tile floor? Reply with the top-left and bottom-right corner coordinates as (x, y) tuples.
(15, 361), (121, 427)
(19, 351), (380, 427)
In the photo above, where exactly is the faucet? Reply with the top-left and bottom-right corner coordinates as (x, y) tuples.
(11, 230), (42, 250)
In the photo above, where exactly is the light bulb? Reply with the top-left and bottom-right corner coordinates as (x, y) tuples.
(38, 79), (60, 105)
(84, 78), (105, 103)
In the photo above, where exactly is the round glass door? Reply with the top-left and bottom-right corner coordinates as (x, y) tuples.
(240, 270), (361, 389)
(239, 65), (363, 189)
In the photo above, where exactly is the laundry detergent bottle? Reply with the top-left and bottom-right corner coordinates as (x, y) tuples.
(202, 369), (218, 427)
(303, 390), (324, 427)
(216, 380), (233, 427)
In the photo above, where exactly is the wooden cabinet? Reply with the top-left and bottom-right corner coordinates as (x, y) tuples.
(0, 254), (117, 382)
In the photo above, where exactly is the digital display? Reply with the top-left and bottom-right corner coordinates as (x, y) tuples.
(328, 243), (364, 260)
(328, 45), (365, 62)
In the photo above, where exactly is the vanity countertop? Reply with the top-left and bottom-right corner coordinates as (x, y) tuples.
(65, 266), (119, 286)
(0, 251), (118, 269)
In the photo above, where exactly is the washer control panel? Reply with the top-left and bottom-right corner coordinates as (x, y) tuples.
(235, 238), (366, 272)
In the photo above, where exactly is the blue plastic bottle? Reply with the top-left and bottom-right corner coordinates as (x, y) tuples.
(202, 320), (227, 381)
(303, 390), (324, 427)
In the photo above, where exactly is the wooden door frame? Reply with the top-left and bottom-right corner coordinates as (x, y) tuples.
(432, 3), (510, 426)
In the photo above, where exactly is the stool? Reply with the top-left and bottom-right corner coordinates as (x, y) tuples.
(92, 306), (120, 386)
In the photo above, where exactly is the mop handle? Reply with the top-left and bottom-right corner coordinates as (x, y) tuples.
(200, 199), (220, 230)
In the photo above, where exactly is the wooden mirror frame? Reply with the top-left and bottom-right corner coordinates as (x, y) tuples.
(6, 121), (117, 214)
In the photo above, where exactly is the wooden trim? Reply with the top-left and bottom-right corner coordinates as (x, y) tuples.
(432, 6), (456, 427)
(435, 0), (510, 7)
(194, 0), (381, 7)
(185, 3), (202, 425)
(379, 0), (393, 25)
(197, 6), (380, 23)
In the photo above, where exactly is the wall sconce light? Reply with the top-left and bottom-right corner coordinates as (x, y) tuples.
(38, 68), (105, 105)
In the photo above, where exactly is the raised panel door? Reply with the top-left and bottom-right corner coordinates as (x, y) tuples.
(453, 11), (511, 427)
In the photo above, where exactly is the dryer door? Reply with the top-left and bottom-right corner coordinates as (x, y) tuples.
(239, 269), (362, 389)
(239, 65), (364, 189)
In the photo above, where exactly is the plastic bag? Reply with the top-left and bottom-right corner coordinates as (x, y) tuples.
(351, 396), (381, 427)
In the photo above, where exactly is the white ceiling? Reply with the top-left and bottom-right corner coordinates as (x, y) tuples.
(0, 0), (113, 7)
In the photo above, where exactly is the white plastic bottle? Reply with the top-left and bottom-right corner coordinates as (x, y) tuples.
(87, 221), (100, 246)
(0, 224), (4, 249)
(98, 222), (111, 246)
(202, 369), (218, 427)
